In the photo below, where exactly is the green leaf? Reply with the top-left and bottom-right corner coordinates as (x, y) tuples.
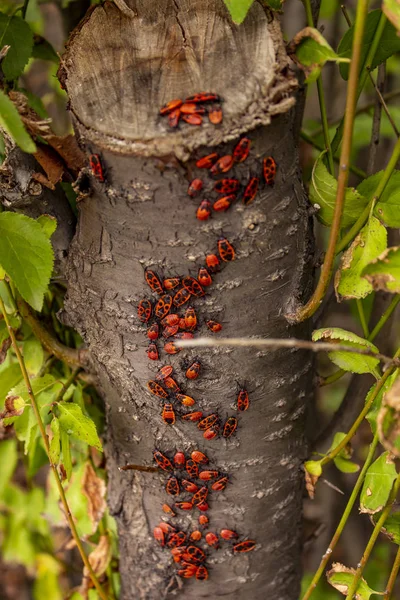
(360, 451), (397, 514)
(335, 216), (387, 300)
(338, 9), (400, 80)
(327, 562), (381, 599)
(334, 455), (360, 474)
(374, 510), (400, 545)
(32, 35), (59, 63)
(22, 338), (44, 377)
(358, 170), (400, 228)
(223, 0), (255, 24)
(0, 439), (17, 499)
(366, 374), (398, 435)
(60, 429), (72, 480)
(290, 27), (347, 83)
(383, 0), (400, 32)
(49, 417), (60, 465)
(377, 379), (400, 457)
(329, 432), (360, 474)
(263, 0), (283, 9)
(0, 90), (36, 153)
(58, 402), (103, 451)
(0, 212), (53, 310)
(37, 214), (57, 239)
(10, 374), (56, 404)
(0, 363), (22, 410)
(362, 246), (400, 293)
(34, 554), (63, 600)
(304, 460), (322, 477)
(309, 153), (369, 228)
(312, 327), (380, 375)
(0, 14), (34, 80)
(14, 406), (37, 455)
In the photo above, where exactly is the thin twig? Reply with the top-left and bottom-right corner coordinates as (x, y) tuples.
(384, 545), (400, 599)
(356, 299), (369, 338)
(300, 131), (366, 178)
(291, 0), (370, 323)
(367, 63), (385, 176)
(176, 336), (399, 368)
(118, 464), (159, 473)
(0, 296), (108, 600)
(54, 367), (82, 404)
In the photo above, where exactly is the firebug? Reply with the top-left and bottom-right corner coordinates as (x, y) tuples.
(159, 99), (183, 115)
(181, 103), (205, 114)
(172, 287), (191, 307)
(89, 154), (105, 182)
(205, 532), (219, 549)
(196, 199), (212, 221)
(175, 501), (193, 511)
(188, 178), (203, 197)
(223, 416), (238, 438)
(208, 107), (223, 124)
(162, 503), (176, 516)
(185, 459), (199, 478)
(182, 113), (202, 126)
(184, 307), (197, 330)
(184, 545), (206, 563)
(190, 530), (202, 542)
(178, 317), (187, 330)
(205, 253), (219, 271)
(178, 566), (197, 578)
(176, 393), (196, 407)
(153, 526), (165, 546)
(137, 299), (152, 323)
(167, 108), (181, 128)
(164, 376), (180, 392)
(233, 137), (251, 163)
(213, 195), (235, 212)
(154, 294), (173, 319)
(242, 176), (259, 206)
(233, 540), (256, 553)
(199, 470), (219, 481)
(198, 414), (219, 431)
(147, 323), (159, 340)
(237, 389), (249, 411)
(220, 529), (238, 540)
(196, 501), (209, 512)
(163, 277), (180, 291)
(162, 324), (179, 339)
(147, 380), (168, 399)
(153, 450), (173, 471)
(182, 276), (205, 297)
(196, 565), (209, 580)
(166, 476), (180, 495)
(198, 515), (209, 528)
(158, 522), (176, 534)
(147, 343), (159, 361)
(198, 267), (212, 287)
(145, 269), (163, 295)
(214, 178), (240, 195)
(191, 450), (209, 464)
(210, 155), (234, 175)
(161, 314), (180, 327)
(186, 93), (220, 104)
(192, 486), (208, 506)
(186, 361), (201, 380)
(164, 341), (181, 354)
(196, 153), (219, 169)
(211, 476), (229, 491)
(156, 365), (173, 380)
(206, 320), (222, 333)
(263, 156), (277, 185)
(182, 479), (199, 493)
(174, 332), (194, 340)
(181, 411), (203, 421)
(162, 403), (176, 426)
(173, 451), (186, 468)
(203, 423), (220, 440)
(218, 236), (235, 262)
(167, 531), (187, 548)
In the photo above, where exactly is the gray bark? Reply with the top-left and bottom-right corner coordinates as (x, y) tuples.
(60, 1), (315, 598)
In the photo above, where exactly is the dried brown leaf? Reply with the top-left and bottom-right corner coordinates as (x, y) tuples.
(82, 462), (106, 533)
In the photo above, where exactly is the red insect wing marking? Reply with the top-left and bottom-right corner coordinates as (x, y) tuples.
(196, 153), (219, 169)
(163, 277), (181, 290)
(186, 93), (220, 104)
(184, 545), (206, 564)
(162, 403), (176, 426)
(161, 314), (180, 327)
(171, 547), (186, 562)
(164, 341), (181, 355)
(145, 270), (163, 295)
(205, 532), (219, 548)
(147, 380), (168, 398)
(263, 156), (277, 185)
(190, 530), (202, 542)
(175, 501), (193, 511)
(233, 137), (251, 163)
(198, 267), (212, 287)
(184, 307), (197, 330)
(196, 200), (213, 221)
(192, 486), (208, 506)
(196, 565), (209, 580)
(197, 414), (218, 431)
(153, 526), (165, 546)
(155, 294), (173, 319)
(242, 177), (259, 206)
(188, 178), (204, 198)
(199, 470), (219, 481)
(181, 411), (203, 422)
(147, 343), (159, 361)
(163, 377), (180, 392)
(198, 515), (209, 527)
(156, 365), (173, 380)
(137, 299), (152, 323)
(213, 195), (235, 212)
(174, 332), (194, 340)
(186, 361), (201, 380)
(162, 503), (176, 516)
(167, 531), (187, 548)
(178, 566), (197, 578)
(223, 416), (238, 438)
(214, 178), (240, 195)
(185, 459), (199, 478)
(210, 155), (234, 175)
(220, 529), (238, 540)
(174, 451), (186, 468)
(191, 450), (209, 464)
(172, 287), (191, 307)
(182, 479), (199, 493)
(205, 254), (220, 271)
(153, 450), (173, 471)
(208, 107), (223, 125)
(233, 540), (256, 553)
(196, 500), (209, 512)
(166, 476), (180, 495)
(159, 98), (183, 116)
(217, 237), (235, 262)
(211, 476), (229, 491)
(162, 324), (179, 339)
(182, 276), (205, 297)
(182, 114), (202, 126)
(176, 393), (196, 407)
(206, 320), (222, 333)
(158, 522), (176, 535)
(237, 389), (249, 411)
(147, 323), (159, 340)
(89, 154), (105, 182)
(203, 423), (220, 440)
(168, 108), (181, 128)
(181, 103), (206, 115)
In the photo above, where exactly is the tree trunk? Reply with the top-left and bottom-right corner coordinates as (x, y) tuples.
(60, 1), (315, 598)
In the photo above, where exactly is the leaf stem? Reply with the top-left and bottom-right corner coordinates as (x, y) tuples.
(384, 545), (400, 599)
(54, 367), (82, 404)
(21, 0), (30, 19)
(345, 473), (400, 599)
(301, 430), (380, 600)
(336, 135), (400, 254)
(356, 299), (369, 338)
(300, 131), (366, 178)
(0, 296), (108, 600)
(290, 0), (370, 323)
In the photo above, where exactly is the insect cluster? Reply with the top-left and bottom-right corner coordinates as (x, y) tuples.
(153, 448), (256, 580)
(159, 93), (223, 128)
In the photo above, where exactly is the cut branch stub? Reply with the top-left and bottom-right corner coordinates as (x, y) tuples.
(59, 0), (297, 159)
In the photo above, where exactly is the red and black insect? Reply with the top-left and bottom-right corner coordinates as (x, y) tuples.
(190, 530), (202, 542)
(196, 154), (219, 169)
(188, 178), (204, 198)
(181, 411), (203, 421)
(206, 320), (222, 333)
(198, 515), (209, 528)
(214, 178), (240, 195)
(173, 287), (191, 307)
(137, 299), (152, 323)
(166, 476), (180, 495)
(182, 276), (205, 297)
(203, 423), (220, 440)
(167, 531), (187, 548)
(191, 450), (209, 464)
(175, 501), (193, 511)
(182, 114), (203, 126)
(153, 450), (173, 471)
(205, 253), (220, 272)
(186, 361), (201, 380)
(233, 540), (256, 553)
(199, 470), (219, 481)
(158, 522), (176, 535)
(210, 155), (234, 175)
(263, 156), (277, 185)
(233, 137), (251, 163)
(182, 479), (199, 493)
(218, 237), (235, 262)
(198, 267), (212, 287)
(145, 269), (163, 295)
(168, 108), (181, 128)
(164, 376), (180, 393)
(220, 529), (238, 540)
(184, 307), (197, 330)
(164, 341), (181, 355)
(205, 532), (219, 549)
(162, 314), (180, 327)
(186, 93), (220, 104)
(153, 526), (165, 546)
(162, 403), (176, 425)
(237, 388), (249, 411)
(213, 195), (236, 212)
(176, 393), (196, 407)
(162, 503), (176, 516)
(208, 107), (223, 125)
(156, 365), (173, 380)
(160, 98), (183, 115)
(178, 565), (198, 578)
(162, 324), (179, 339)
(147, 343), (159, 361)
(197, 501), (210, 512)
(198, 414), (219, 431)
(183, 545), (206, 564)
(186, 459), (199, 478)
(223, 416), (238, 438)
(147, 323), (159, 340)
(147, 380), (168, 399)
(174, 451), (186, 468)
(196, 565), (209, 580)
(211, 476), (229, 491)
(174, 332), (194, 340)
(155, 294), (173, 319)
(90, 154), (105, 182)
(242, 177), (259, 206)
(163, 277), (181, 291)
(181, 103), (205, 115)
(171, 547), (186, 562)
(193, 486), (208, 506)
